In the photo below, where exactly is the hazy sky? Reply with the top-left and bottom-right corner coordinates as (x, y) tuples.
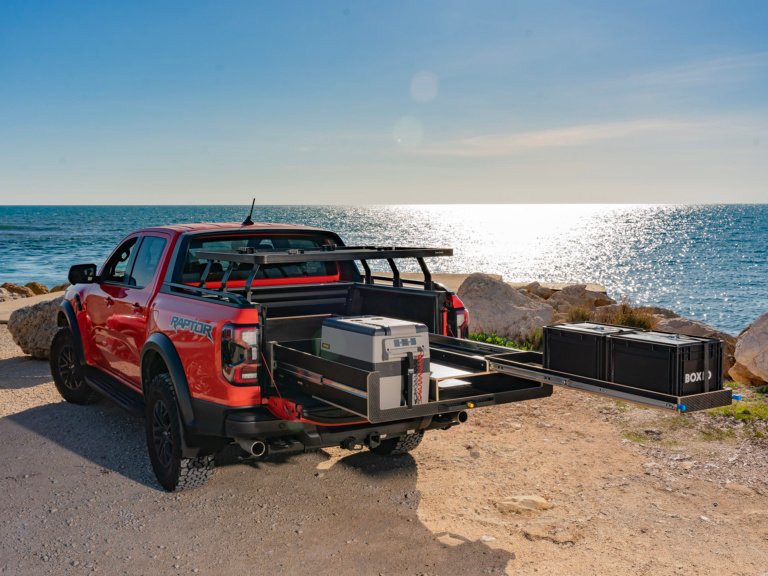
(1, 1), (766, 204)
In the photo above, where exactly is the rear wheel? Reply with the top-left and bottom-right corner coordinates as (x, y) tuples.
(370, 431), (424, 456)
(50, 329), (100, 405)
(145, 373), (214, 491)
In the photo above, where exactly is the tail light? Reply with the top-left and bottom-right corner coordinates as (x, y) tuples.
(450, 294), (470, 338)
(221, 324), (260, 385)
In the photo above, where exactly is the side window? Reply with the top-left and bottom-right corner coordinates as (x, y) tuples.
(129, 236), (168, 288)
(102, 238), (139, 284)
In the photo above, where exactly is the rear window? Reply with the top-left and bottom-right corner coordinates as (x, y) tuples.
(180, 235), (338, 284)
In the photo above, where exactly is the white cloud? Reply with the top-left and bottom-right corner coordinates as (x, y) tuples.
(624, 52), (768, 88)
(418, 119), (694, 157)
(417, 114), (768, 158)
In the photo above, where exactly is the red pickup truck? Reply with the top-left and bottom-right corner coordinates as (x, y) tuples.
(51, 221), (485, 490)
(52, 220), (732, 491)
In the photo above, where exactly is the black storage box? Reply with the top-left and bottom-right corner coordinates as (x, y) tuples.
(543, 323), (637, 380)
(607, 331), (723, 396)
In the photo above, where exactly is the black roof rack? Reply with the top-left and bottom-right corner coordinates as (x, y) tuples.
(173, 245), (453, 300)
(195, 246), (452, 265)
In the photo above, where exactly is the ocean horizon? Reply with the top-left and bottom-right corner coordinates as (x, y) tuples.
(1, 204), (765, 335)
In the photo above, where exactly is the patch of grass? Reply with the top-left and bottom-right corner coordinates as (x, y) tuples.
(566, 306), (592, 322)
(614, 400), (630, 413)
(528, 328), (543, 351)
(727, 379), (746, 390)
(664, 414), (695, 431)
(698, 424), (736, 441)
(469, 332), (518, 348)
(622, 430), (648, 443)
(708, 401), (768, 422)
(755, 385), (768, 396)
(593, 300), (655, 330)
(469, 330), (543, 351)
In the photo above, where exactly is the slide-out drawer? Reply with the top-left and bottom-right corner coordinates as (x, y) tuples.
(271, 339), (552, 423)
(429, 334), (732, 412)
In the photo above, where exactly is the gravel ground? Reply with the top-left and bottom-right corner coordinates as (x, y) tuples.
(1, 325), (767, 576)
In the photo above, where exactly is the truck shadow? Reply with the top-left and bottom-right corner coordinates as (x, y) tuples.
(5, 400), (517, 573)
(5, 400), (158, 488)
(0, 356), (53, 389)
(218, 448), (516, 574)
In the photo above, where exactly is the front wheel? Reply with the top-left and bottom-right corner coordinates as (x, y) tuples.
(50, 328), (101, 405)
(145, 373), (214, 491)
(370, 431), (424, 456)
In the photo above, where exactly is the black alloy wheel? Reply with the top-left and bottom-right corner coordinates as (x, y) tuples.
(151, 399), (175, 469)
(145, 373), (214, 491)
(50, 328), (101, 404)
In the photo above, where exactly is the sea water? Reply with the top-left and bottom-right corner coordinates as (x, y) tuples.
(0, 204), (765, 335)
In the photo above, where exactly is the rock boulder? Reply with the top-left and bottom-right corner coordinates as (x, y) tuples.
(457, 274), (554, 341)
(524, 281), (555, 300)
(728, 362), (763, 386)
(24, 281), (49, 295)
(547, 284), (615, 312)
(654, 317), (736, 377)
(0, 287), (26, 303)
(1, 282), (34, 298)
(730, 313), (768, 385)
(635, 306), (679, 320)
(7, 296), (64, 360)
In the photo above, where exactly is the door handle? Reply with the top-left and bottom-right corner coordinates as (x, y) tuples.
(105, 297), (114, 307)
(132, 303), (143, 314)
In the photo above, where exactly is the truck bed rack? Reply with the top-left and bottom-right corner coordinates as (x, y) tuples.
(194, 245), (453, 295)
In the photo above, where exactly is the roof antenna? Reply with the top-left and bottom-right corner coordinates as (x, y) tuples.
(242, 198), (256, 226)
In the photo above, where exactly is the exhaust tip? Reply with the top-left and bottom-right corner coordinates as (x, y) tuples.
(458, 410), (468, 423)
(250, 440), (267, 458)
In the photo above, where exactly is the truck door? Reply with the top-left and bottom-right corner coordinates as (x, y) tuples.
(87, 234), (169, 388)
(86, 236), (140, 375)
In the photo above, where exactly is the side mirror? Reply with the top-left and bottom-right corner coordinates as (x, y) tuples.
(68, 263), (98, 285)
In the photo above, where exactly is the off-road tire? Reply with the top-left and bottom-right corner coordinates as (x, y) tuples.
(145, 373), (214, 491)
(370, 431), (424, 456)
(50, 328), (101, 405)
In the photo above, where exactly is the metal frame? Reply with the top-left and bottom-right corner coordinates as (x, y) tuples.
(195, 246), (453, 265)
(430, 333), (731, 412)
(485, 352), (732, 412)
(272, 341), (553, 423)
(272, 334), (732, 423)
(190, 245), (452, 298)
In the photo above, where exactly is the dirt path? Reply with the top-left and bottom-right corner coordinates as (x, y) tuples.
(1, 326), (766, 576)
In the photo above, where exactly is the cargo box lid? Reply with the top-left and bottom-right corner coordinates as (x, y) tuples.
(609, 331), (704, 346)
(322, 315), (428, 336)
(546, 322), (634, 336)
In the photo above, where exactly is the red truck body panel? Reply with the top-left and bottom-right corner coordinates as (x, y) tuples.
(151, 291), (262, 407)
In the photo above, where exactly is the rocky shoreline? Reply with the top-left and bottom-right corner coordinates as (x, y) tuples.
(0, 281), (69, 301)
(4, 273), (767, 386)
(457, 273), (768, 386)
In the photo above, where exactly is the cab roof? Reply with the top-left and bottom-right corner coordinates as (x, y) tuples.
(138, 222), (331, 236)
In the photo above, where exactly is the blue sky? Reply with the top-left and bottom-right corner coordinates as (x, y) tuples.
(1, 1), (766, 204)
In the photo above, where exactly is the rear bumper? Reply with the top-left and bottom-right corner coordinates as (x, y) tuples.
(224, 408), (299, 438)
(188, 398), (461, 450)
